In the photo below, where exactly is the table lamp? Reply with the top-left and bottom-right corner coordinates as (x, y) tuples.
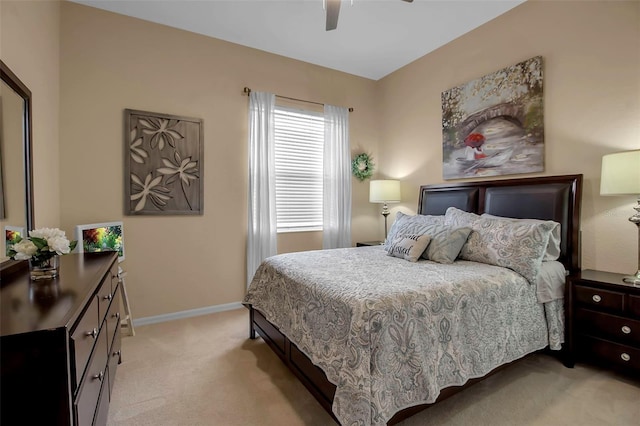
(600, 149), (640, 285)
(369, 179), (401, 240)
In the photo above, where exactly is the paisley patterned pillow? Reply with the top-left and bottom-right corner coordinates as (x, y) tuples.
(420, 224), (472, 264)
(386, 233), (431, 262)
(482, 213), (561, 261)
(385, 212), (444, 248)
(445, 207), (555, 284)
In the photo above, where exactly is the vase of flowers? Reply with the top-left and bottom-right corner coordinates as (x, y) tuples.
(8, 228), (77, 281)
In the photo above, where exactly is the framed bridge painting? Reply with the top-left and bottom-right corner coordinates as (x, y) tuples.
(441, 56), (544, 180)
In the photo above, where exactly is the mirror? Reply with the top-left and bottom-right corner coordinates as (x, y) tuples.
(1, 60), (34, 266)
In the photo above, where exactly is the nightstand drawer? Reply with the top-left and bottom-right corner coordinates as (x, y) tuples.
(580, 336), (640, 373)
(630, 295), (640, 318)
(575, 285), (624, 313)
(576, 308), (640, 346)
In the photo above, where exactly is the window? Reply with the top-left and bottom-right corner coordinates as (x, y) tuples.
(274, 106), (324, 232)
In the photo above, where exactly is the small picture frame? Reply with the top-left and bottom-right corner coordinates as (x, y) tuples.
(5, 225), (25, 256)
(75, 221), (125, 262)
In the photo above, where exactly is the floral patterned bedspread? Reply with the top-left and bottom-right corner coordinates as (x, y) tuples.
(243, 246), (563, 426)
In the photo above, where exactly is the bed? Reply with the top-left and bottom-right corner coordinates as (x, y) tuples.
(243, 174), (582, 425)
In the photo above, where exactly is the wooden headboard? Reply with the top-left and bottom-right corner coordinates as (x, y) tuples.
(417, 174), (583, 273)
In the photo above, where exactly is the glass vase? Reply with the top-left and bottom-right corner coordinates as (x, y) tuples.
(29, 255), (60, 281)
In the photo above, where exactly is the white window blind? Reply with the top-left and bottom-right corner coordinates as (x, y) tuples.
(274, 106), (324, 232)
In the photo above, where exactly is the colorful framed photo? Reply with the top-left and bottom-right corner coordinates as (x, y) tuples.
(5, 225), (24, 256)
(76, 221), (125, 262)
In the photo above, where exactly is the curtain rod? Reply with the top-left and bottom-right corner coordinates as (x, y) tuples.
(243, 87), (353, 112)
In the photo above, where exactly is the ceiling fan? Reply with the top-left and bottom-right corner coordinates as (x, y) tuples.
(325, 0), (414, 31)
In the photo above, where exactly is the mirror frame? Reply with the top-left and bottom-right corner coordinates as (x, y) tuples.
(1, 60), (34, 274)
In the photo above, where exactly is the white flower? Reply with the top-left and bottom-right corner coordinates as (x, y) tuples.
(12, 240), (38, 260)
(8, 227), (77, 262)
(48, 236), (72, 255)
(30, 227), (66, 240)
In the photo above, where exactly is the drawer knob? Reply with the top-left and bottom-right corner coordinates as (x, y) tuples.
(103, 293), (113, 301)
(93, 371), (104, 382)
(85, 328), (98, 339)
(592, 294), (602, 303)
(621, 353), (631, 362)
(112, 312), (120, 320)
(621, 325), (631, 334)
(113, 350), (121, 357)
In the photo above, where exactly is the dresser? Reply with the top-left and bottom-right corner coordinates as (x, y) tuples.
(566, 269), (640, 377)
(0, 252), (122, 425)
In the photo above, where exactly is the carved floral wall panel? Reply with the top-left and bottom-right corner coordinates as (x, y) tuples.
(124, 109), (203, 215)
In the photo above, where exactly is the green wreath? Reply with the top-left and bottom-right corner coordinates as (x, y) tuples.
(351, 153), (375, 181)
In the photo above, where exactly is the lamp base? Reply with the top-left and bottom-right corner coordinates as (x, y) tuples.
(622, 270), (640, 286)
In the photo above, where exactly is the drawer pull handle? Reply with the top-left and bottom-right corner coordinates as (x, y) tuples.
(592, 294), (602, 303)
(103, 293), (113, 301)
(93, 371), (104, 382)
(621, 353), (631, 362)
(621, 326), (631, 334)
(86, 328), (98, 339)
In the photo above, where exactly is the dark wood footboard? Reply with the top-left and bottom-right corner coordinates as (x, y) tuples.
(248, 305), (517, 425)
(249, 306), (338, 423)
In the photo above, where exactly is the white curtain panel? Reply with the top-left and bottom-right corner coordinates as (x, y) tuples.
(323, 105), (352, 249)
(247, 91), (277, 287)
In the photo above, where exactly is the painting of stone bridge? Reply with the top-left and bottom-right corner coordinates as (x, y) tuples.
(441, 56), (544, 180)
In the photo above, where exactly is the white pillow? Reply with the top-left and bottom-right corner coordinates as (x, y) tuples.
(386, 233), (431, 262)
(482, 213), (561, 261)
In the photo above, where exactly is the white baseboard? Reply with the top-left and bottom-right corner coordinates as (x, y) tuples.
(133, 301), (244, 327)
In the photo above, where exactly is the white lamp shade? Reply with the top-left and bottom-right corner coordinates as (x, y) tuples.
(370, 180), (401, 203)
(600, 150), (640, 195)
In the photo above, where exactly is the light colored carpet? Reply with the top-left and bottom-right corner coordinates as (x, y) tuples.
(107, 308), (640, 426)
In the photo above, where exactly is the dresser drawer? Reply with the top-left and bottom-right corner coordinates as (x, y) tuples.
(71, 295), (100, 384)
(576, 308), (640, 346)
(74, 323), (109, 426)
(575, 285), (624, 313)
(109, 263), (120, 295)
(580, 336), (640, 373)
(106, 283), (121, 350)
(93, 374), (110, 426)
(97, 275), (115, 321)
(108, 325), (122, 398)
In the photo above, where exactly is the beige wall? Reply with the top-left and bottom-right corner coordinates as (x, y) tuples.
(1, 0), (61, 228)
(58, 2), (380, 319)
(378, 0), (640, 275)
(4, 0), (638, 319)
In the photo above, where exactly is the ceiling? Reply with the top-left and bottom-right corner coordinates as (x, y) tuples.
(71, 0), (526, 81)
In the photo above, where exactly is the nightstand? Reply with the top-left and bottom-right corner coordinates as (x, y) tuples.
(566, 269), (640, 377)
(356, 241), (383, 247)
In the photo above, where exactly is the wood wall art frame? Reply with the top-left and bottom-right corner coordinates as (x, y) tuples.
(124, 109), (203, 215)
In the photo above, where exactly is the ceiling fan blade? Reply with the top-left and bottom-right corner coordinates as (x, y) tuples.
(326, 0), (341, 31)
(401, 0), (414, 2)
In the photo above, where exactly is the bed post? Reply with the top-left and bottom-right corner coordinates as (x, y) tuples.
(249, 306), (256, 339)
